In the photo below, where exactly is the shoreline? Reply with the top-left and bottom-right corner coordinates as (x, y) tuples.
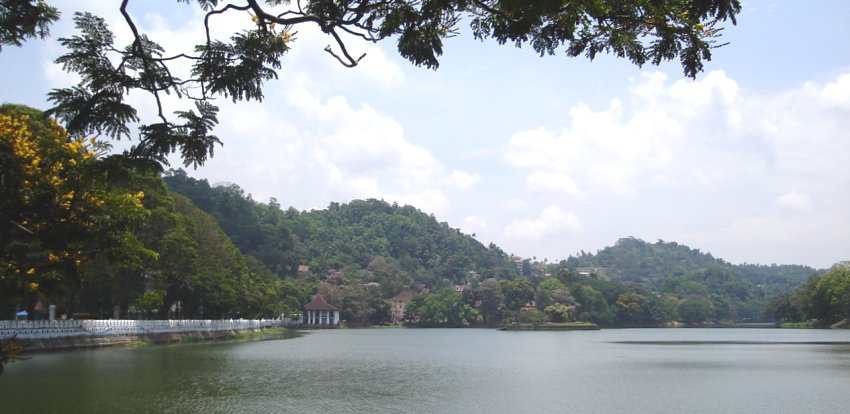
(12, 327), (300, 353)
(499, 322), (601, 331)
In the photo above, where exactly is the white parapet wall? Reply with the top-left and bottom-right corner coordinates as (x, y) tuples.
(0, 319), (299, 340)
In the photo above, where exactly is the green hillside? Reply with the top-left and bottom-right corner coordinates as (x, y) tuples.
(164, 171), (822, 325)
(558, 237), (819, 321)
(163, 170), (520, 295)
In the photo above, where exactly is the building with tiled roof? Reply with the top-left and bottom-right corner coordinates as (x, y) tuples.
(303, 294), (340, 326)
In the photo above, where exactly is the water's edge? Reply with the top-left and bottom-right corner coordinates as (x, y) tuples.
(12, 327), (299, 352)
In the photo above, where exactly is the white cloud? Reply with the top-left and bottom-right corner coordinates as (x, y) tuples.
(525, 170), (584, 197)
(200, 87), (462, 215)
(445, 170), (481, 190)
(461, 216), (488, 236)
(814, 73), (850, 110)
(503, 69), (850, 198)
(502, 206), (582, 240)
(689, 209), (850, 267)
(498, 70), (850, 267)
(777, 191), (814, 212)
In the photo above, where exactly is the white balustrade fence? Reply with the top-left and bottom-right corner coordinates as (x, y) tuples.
(0, 319), (299, 340)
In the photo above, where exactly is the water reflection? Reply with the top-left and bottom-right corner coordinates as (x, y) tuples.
(2, 328), (849, 413)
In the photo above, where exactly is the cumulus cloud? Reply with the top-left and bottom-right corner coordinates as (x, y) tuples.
(502, 206), (583, 240)
(499, 70), (850, 266)
(502, 71), (751, 198)
(198, 87), (465, 215)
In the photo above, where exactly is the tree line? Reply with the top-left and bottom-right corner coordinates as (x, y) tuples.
(161, 176), (827, 327)
(765, 263), (850, 327)
(1, 104), (311, 320)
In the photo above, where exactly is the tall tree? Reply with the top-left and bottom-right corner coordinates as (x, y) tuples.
(1, 104), (152, 314)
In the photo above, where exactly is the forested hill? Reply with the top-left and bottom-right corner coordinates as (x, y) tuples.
(163, 170), (825, 323)
(163, 170), (520, 293)
(561, 237), (818, 315)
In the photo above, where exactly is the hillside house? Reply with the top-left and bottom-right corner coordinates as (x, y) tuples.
(389, 291), (415, 324)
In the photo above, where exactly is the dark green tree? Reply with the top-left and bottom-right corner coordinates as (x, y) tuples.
(472, 278), (504, 323)
(572, 285), (614, 325)
(678, 298), (713, 324)
(500, 276), (534, 312)
(405, 287), (478, 327)
(0, 0), (59, 51)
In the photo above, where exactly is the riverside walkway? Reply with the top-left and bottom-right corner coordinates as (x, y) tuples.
(0, 318), (301, 340)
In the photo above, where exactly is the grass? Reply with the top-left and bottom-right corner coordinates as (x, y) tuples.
(778, 321), (814, 329)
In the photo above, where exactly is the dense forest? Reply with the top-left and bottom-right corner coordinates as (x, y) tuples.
(765, 263), (850, 327)
(2, 105), (838, 328)
(163, 170), (825, 327)
(1, 104), (309, 320)
(164, 169), (520, 292)
(555, 237), (819, 324)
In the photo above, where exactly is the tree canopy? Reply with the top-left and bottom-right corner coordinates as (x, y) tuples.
(0, 0), (59, 51)
(3, 0), (741, 167)
(766, 263), (850, 327)
(1, 104), (152, 306)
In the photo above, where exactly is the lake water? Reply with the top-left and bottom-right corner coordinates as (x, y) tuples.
(2, 328), (850, 413)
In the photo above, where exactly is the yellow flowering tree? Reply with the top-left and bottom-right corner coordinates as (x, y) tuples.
(1, 104), (152, 312)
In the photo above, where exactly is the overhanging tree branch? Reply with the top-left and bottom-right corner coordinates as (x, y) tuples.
(12, 0), (741, 167)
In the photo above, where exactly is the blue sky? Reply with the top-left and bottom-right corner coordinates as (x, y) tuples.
(1, 1), (848, 268)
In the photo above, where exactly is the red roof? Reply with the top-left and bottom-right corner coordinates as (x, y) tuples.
(304, 294), (339, 311)
(389, 291), (415, 302)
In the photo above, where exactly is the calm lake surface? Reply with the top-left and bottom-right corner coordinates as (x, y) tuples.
(2, 328), (850, 413)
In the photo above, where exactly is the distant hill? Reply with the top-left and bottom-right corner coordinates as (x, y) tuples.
(163, 170), (520, 293)
(560, 237), (819, 320)
(564, 237), (816, 289)
(165, 170), (821, 323)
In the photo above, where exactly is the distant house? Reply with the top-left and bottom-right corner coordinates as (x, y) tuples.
(576, 267), (607, 278)
(303, 294), (340, 327)
(389, 291), (415, 324)
(452, 284), (467, 293)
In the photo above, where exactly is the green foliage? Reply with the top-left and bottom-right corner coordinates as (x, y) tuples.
(405, 288), (479, 327)
(470, 0), (741, 78)
(678, 298), (713, 324)
(317, 276), (387, 325)
(572, 285), (614, 325)
(1, 104), (153, 313)
(0, 335), (29, 375)
(543, 302), (573, 322)
(561, 237), (818, 323)
(767, 263), (850, 326)
(164, 171), (521, 289)
(0, 0), (59, 51)
(135, 290), (164, 319)
(499, 277), (534, 312)
(3, 1), (740, 167)
(469, 278), (505, 323)
(515, 307), (545, 324)
(1, 135), (302, 320)
(537, 277), (566, 293)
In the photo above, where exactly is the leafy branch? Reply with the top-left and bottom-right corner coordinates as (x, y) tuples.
(36, 0), (739, 167)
